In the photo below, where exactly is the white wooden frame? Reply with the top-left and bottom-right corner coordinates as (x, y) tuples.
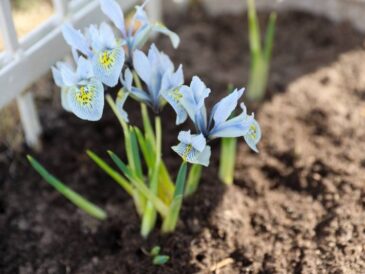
(0, 0), (161, 148)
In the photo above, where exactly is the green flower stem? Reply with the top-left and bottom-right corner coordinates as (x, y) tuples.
(184, 164), (202, 197)
(162, 161), (188, 233)
(219, 137), (237, 185)
(141, 116), (162, 237)
(246, 0), (276, 101)
(27, 155), (107, 220)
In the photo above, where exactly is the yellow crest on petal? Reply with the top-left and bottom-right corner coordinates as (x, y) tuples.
(76, 85), (95, 106)
(98, 50), (117, 70)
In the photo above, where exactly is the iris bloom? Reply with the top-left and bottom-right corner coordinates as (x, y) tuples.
(179, 76), (261, 152)
(52, 57), (104, 121)
(62, 22), (125, 87)
(120, 44), (184, 123)
(100, 0), (180, 56)
(172, 131), (211, 166)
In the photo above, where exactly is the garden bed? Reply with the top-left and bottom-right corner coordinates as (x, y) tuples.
(2, 7), (365, 274)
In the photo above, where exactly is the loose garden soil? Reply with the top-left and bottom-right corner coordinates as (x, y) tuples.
(1, 7), (365, 274)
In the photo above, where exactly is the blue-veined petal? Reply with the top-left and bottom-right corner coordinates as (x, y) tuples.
(67, 79), (104, 121)
(62, 24), (92, 57)
(120, 68), (151, 104)
(99, 22), (117, 49)
(211, 88), (244, 125)
(172, 143), (210, 166)
(180, 77), (209, 123)
(244, 118), (261, 153)
(116, 88), (129, 122)
(180, 77), (210, 120)
(130, 87), (152, 105)
(130, 24), (152, 51)
(133, 49), (152, 86)
(160, 66), (186, 124)
(208, 111), (254, 139)
(58, 62), (78, 86)
(92, 46), (125, 87)
(190, 76), (210, 109)
(120, 68), (133, 91)
(196, 146), (211, 167)
(177, 130), (192, 144)
(87, 25), (102, 52)
(134, 3), (149, 24)
(99, 0), (126, 36)
(173, 131), (210, 166)
(61, 88), (71, 112)
(191, 133), (206, 152)
(128, 1), (149, 37)
(51, 66), (64, 87)
(161, 86), (187, 124)
(153, 22), (180, 48)
(76, 56), (93, 81)
(194, 108), (208, 136)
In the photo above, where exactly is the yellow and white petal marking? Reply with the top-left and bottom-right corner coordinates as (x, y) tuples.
(68, 79), (104, 121)
(170, 88), (183, 102)
(93, 47), (125, 87)
(173, 143), (198, 163)
(76, 85), (94, 106)
(244, 119), (261, 152)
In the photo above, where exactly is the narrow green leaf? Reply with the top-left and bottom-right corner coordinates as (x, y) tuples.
(184, 164), (203, 196)
(141, 162), (160, 237)
(247, 0), (262, 56)
(219, 137), (237, 185)
(27, 155), (107, 220)
(135, 126), (174, 204)
(264, 12), (277, 62)
(86, 150), (133, 196)
(105, 94), (135, 171)
(162, 195), (183, 233)
(130, 128), (143, 178)
(108, 151), (169, 217)
(134, 127), (154, 167)
(157, 162), (174, 204)
(173, 161), (188, 197)
(162, 161), (188, 233)
(141, 103), (155, 145)
(141, 116), (162, 237)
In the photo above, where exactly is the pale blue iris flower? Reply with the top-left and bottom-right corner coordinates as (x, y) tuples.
(120, 44), (185, 123)
(179, 76), (261, 152)
(172, 130), (211, 166)
(62, 22), (125, 87)
(52, 57), (104, 121)
(100, 0), (180, 55)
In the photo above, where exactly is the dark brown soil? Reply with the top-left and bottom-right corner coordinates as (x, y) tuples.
(2, 7), (365, 274)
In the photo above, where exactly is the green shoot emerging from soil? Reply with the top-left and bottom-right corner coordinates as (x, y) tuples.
(247, 0), (277, 101)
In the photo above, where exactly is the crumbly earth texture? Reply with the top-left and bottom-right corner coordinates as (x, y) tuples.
(1, 8), (365, 274)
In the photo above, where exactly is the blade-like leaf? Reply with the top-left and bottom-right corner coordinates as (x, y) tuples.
(185, 164), (203, 196)
(264, 12), (277, 62)
(130, 127), (144, 178)
(162, 161), (188, 233)
(247, 0), (262, 57)
(108, 150), (169, 217)
(27, 155), (107, 220)
(86, 150), (133, 195)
